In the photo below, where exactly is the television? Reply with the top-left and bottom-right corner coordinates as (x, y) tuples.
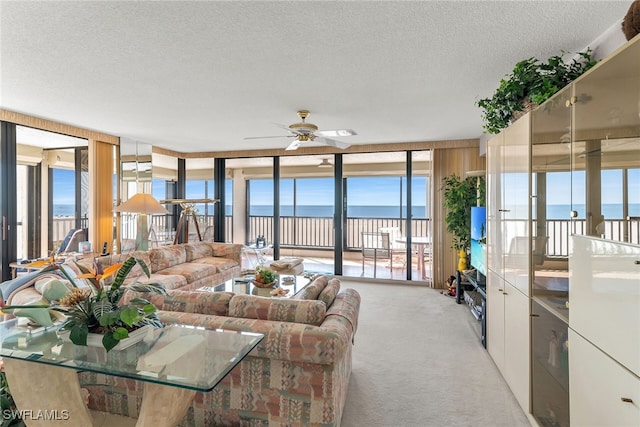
(470, 206), (487, 278)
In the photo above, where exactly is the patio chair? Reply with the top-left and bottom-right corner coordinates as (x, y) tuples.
(379, 227), (407, 272)
(57, 228), (86, 254)
(361, 231), (391, 278)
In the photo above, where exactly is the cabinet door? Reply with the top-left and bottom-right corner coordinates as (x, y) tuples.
(502, 115), (531, 294)
(504, 282), (530, 412)
(487, 132), (504, 276)
(572, 35), (640, 242)
(570, 235), (640, 377)
(570, 330), (640, 427)
(531, 300), (569, 427)
(486, 269), (505, 371)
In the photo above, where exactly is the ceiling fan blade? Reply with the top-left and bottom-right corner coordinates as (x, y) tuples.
(315, 137), (350, 149)
(274, 123), (294, 132)
(285, 139), (301, 151)
(315, 129), (357, 137)
(243, 135), (290, 140)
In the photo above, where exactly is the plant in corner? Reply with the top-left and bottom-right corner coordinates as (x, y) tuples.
(441, 174), (483, 270)
(476, 49), (597, 134)
(54, 257), (167, 352)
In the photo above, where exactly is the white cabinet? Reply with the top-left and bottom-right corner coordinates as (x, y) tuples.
(487, 132), (504, 276)
(487, 269), (505, 369)
(486, 269), (530, 412)
(570, 236), (640, 377)
(486, 114), (531, 415)
(501, 117), (530, 295)
(569, 329), (640, 427)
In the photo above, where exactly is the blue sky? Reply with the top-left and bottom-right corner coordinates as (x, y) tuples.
(53, 168), (638, 213)
(249, 176), (428, 206)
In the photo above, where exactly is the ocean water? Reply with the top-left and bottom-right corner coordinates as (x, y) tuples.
(53, 203), (640, 220)
(249, 205), (428, 218)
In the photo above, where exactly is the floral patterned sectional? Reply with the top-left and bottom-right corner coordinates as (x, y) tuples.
(1, 242), (242, 306)
(83, 274), (361, 426)
(94, 241), (244, 291)
(1, 242), (360, 425)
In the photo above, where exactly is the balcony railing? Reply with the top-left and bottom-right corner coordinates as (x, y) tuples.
(249, 216), (431, 250)
(95, 214), (640, 259)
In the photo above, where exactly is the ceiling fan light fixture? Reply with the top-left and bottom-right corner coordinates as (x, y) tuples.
(318, 158), (333, 168)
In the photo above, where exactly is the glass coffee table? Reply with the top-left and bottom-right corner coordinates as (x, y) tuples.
(0, 323), (263, 426)
(202, 273), (313, 298)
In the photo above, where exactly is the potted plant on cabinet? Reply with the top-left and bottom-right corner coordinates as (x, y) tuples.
(476, 49), (597, 134)
(441, 174), (484, 271)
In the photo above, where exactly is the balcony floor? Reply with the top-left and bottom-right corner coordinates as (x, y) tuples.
(242, 251), (432, 284)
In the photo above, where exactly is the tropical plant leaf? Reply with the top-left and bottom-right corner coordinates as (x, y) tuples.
(69, 323), (89, 346)
(113, 327), (129, 340)
(102, 331), (120, 352)
(92, 299), (115, 322)
(141, 303), (157, 315)
(135, 258), (152, 278)
(119, 305), (141, 327)
(125, 282), (168, 296)
(98, 310), (120, 327)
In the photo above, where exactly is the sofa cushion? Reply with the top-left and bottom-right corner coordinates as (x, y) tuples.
(94, 251), (152, 279)
(149, 245), (187, 272)
(126, 289), (233, 316)
(154, 262), (217, 284)
(228, 294), (326, 326)
(0, 268), (58, 304)
(318, 278), (341, 308)
(124, 273), (187, 290)
(190, 256), (238, 272)
(184, 242), (213, 262)
(292, 275), (328, 300)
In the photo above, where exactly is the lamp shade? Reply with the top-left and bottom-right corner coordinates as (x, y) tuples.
(114, 193), (169, 214)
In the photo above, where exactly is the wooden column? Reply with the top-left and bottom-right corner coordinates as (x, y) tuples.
(89, 139), (116, 253)
(432, 146), (485, 289)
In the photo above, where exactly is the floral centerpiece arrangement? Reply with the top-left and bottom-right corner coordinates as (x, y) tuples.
(252, 266), (276, 288)
(55, 256), (167, 352)
(2, 255), (167, 352)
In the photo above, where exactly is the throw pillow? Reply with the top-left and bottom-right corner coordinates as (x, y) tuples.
(229, 294), (326, 326)
(318, 278), (341, 307)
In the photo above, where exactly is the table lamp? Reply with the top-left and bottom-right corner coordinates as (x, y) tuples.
(114, 193), (169, 250)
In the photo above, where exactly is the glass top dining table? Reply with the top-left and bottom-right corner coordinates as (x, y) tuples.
(0, 322), (264, 426)
(0, 322), (263, 392)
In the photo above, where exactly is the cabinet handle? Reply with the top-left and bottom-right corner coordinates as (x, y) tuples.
(498, 288), (504, 292)
(531, 314), (540, 317)
(565, 96), (578, 107)
(498, 209), (510, 212)
(635, 261), (640, 265)
(503, 292), (508, 295)
(621, 397), (634, 404)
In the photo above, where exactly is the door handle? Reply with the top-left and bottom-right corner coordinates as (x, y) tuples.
(2, 216), (5, 241)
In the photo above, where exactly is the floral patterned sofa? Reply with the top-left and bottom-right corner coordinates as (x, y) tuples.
(93, 241), (242, 291)
(81, 275), (361, 426)
(0, 242), (242, 305)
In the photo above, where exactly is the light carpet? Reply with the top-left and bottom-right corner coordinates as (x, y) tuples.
(339, 280), (531, 427)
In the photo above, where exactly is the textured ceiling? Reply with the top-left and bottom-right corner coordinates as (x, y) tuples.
(0, 1), (633, 153)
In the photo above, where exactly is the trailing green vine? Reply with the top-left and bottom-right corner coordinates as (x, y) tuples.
(476, 49), (597, 134)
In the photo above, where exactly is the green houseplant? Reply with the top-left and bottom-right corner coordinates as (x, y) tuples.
(441, 174), (484, 270)
(2, 255), (167, 352)
(476, 49), (597, 134)
(56, 256), (167, 352)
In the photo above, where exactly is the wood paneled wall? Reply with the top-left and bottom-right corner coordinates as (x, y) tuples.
(431, 146), (485, 288)
(88, 140), (115, 253)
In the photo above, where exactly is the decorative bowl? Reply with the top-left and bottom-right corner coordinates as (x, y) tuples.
(252, 279), (276, 289)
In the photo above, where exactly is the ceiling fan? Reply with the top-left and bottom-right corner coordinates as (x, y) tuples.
(244, 110), (356, 151)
